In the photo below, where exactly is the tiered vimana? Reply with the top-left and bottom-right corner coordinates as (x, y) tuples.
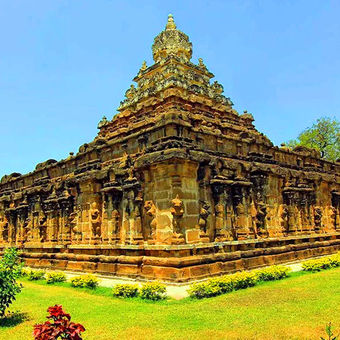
(1, 15), (340, 282)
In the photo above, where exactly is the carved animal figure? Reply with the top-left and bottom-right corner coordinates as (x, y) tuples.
(170, 195), (184, 216)
(144, 200), (172, 241)
(170, 195), (184, 235)
(144, 200), (157, 238)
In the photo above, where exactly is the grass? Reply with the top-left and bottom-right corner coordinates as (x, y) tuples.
(0, 269), (340, 340)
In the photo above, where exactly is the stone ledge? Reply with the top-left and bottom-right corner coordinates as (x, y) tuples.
(3, 233), (340, 282)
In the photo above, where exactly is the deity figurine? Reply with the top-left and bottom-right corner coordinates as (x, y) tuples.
(198, 201), (210, 236)
(328, 206), (336, 230)
(23, 217), (32, 243)
(313, 206), (323, 233)
(132, 191), (144, 244)
(249, 200), (258, 238)
(0, 215), (9, 243)
(278, 204), (289, 235)
(89, 202), (101, 242)
(70, 211), (82, 243)
(215, 201), (226, 241)
(38, 214), (48, 242)
(144, 200), (159, 243)
(255, 199), (267, 238)
(111, 209), (121, 242)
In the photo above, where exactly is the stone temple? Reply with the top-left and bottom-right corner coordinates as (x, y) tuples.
(1, 15), (340, 282)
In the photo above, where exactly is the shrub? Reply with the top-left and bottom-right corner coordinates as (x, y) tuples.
(188, 271), (258, 299)
(139, 282), (167, 300)
(70, 276), (83, 288)
(302, 254), (340, 272)
(0, 248), (23, 317)
(230, 271), (258, 290)
(70, 274), (99, 289)
(256, 265), (290, 281)
(112, 283), (139, 298)
(188, 280), (222, 299)
(33, 304), (85, 340)
(45, 271), (67, 284)
(21, 267), (32, 277)
(27, 269), (45, 281)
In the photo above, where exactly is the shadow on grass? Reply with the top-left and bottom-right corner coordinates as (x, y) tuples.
(0, 311), (30, 328)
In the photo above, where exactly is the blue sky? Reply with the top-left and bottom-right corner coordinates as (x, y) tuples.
(0, 0), (339, 178)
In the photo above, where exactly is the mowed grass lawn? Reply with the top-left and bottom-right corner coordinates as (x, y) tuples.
(1, 269), (340, 340)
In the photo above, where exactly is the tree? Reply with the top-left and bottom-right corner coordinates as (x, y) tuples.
(0, 248), (23, 317)
(286, 117), (340, 161)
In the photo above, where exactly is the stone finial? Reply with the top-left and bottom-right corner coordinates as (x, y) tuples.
(211, 81), (224, 94)
(152, 14), (192, 63)
(97, 116), (108, 129)
(166, 14), (177, 30)
(140, 60), (147, 72)
(198, 58), (206, 69)
(125, 84), (137, 99)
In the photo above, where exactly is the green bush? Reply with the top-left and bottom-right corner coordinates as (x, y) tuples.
(70, 276), (83, 288)
(112, 283), (139, 298)
(255, 265), (290, 281)
(20, 267), (32, 277)
(230, 271), (258, 290)
(188, 271), (258, 299)
(70, 274), (99, 289)
(302, 254), (340, 272)
(187, 280), (222, 299)
(210, 276), (234, 293)
(139, 282), (167, 300)
(27, 269), (45, 281)
(45, 271), (67, 284)
(188, 266), (290, 299)
(0, 248), (23, 317)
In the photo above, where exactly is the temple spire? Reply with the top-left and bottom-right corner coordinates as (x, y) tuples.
(166, 13), (177, 30)
(152, 14), (192, 63)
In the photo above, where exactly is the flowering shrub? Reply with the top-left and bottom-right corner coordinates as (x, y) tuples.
(70, 274), (99, 289)
(188, 265), (290, 299)
(33, 304), (85, 340)
(188, 271), (258, 299)
(45, 272), (67, 284)
(21, 267), (32, 277)
(255, 265), (290, 281)
(302, 253), (340, 272)
(0, 248), (23, 317)
(27, 269), (45, 281)
(112, 283), (139, 298)
(139, 282), (167, 300)
(187, 280), (223, 299)
(231, 271), (258, 290)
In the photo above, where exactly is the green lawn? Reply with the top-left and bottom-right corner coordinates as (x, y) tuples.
(1, 269), (340, 340)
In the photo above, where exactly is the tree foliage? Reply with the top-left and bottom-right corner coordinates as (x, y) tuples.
(286, 117), (340, 161)
(0, 248), (23, 317)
